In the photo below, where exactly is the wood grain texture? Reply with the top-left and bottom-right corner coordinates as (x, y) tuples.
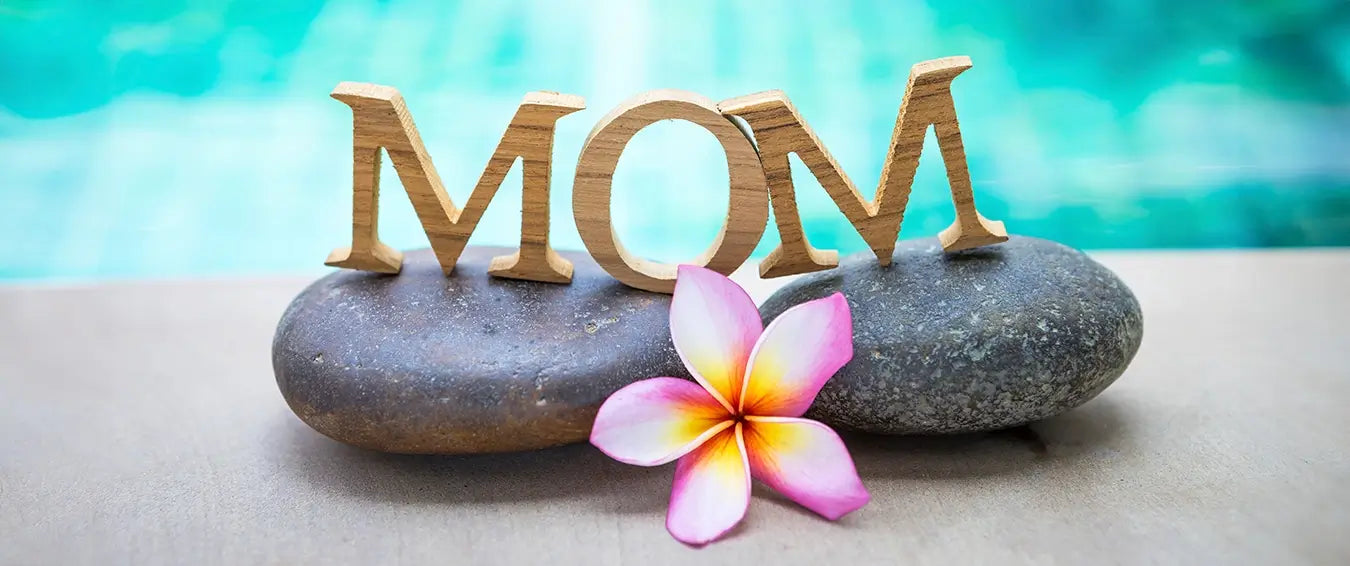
(719, 56), (1008, 278)
(573, 89), (769, 294)
(326, 82), (585, 283)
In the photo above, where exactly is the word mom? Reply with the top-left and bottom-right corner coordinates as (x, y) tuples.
(325, 56), (1007, 293)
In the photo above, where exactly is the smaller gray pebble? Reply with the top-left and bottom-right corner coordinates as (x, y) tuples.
(759, 236), (1143, 434)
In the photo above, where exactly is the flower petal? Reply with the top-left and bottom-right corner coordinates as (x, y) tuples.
(590, 377), (733, 466)
(670, 264), (763, 411)
(743, 416), (869, 520)
(667, 423), (751, 546)
(740, 292), (853, 417)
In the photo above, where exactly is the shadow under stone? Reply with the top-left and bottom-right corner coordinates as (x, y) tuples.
(846, 395), (1134, 480)
(277, 411), (669, 510)
(277, 394), (1133, 510)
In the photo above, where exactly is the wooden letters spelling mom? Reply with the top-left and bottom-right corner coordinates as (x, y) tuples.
(325, 56), (1007, 293)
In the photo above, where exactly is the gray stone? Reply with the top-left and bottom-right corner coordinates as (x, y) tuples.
(272, 247), (684, 454)
(759, 236), (1143, 434)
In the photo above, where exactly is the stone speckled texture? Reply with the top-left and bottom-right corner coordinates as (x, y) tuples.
(760, 236), (1143, 434)
(272, 247), (684, 454)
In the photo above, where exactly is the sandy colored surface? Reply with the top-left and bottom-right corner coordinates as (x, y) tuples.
(2, 249), (1348, 565)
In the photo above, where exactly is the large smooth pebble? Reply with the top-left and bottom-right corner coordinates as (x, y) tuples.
(273, 247), (683, 454)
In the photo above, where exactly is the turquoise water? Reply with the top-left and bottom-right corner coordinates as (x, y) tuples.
(2, 0), (1348, 280)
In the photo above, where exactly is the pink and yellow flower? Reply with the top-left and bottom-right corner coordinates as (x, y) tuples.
(590, 265), (868, 545)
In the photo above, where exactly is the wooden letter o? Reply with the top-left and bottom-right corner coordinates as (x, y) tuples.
(572, 89), (769, 294)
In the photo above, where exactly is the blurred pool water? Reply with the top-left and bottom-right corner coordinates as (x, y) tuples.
(2, 0), (1348, 280)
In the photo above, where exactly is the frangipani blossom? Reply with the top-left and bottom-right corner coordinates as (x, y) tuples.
(590, 265), (868, 546)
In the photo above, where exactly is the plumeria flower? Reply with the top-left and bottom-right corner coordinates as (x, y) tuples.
(590, 265), (868, 546)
